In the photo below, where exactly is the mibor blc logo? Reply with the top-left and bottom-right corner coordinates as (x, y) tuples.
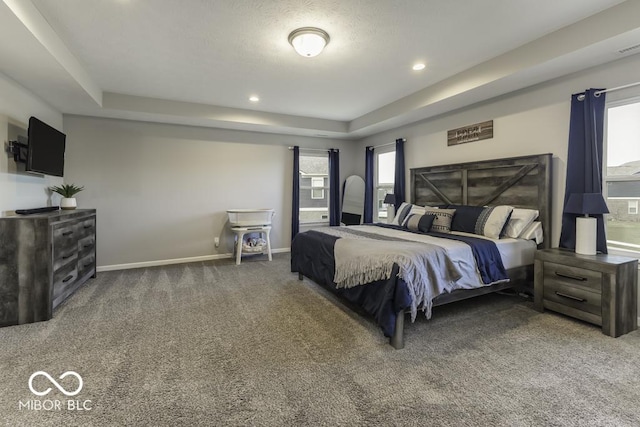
(19, 371), (92, 411)
(29, 371), (83, 396)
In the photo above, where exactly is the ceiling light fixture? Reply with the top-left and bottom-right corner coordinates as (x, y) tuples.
(412, 63), (426, 71)
(249, 96), (259, 102)
(288, 27), (330, 58)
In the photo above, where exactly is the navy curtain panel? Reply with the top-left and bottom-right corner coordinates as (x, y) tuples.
(559, 88), (608, 253)
(393, 138), (406, 213)
(328, 149), (340, 226)
(291, 146), (300, 241)
(364, 147), (374, 223)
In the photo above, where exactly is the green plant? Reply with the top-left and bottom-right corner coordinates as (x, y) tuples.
(49, 184), (84, 198)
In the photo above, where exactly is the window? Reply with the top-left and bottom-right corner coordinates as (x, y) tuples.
(299, 153), (329, 224)
(311, 177), (325, 199)
(375, 150), (395, 222)
(604, 98), (640, 255)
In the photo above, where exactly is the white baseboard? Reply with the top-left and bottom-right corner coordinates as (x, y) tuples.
(97, 248), (290, 272)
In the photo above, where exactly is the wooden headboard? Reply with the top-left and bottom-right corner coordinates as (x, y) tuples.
(410, 153), (552, 248)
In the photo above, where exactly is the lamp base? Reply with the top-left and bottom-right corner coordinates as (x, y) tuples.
(575, 216), (597, 255)
(387, 207), (396, 224)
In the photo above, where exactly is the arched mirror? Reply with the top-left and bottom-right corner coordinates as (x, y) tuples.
(341, 175), (365, 225)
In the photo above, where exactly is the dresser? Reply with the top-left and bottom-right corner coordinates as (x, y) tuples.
(534, 248), (637, 337)
(0, 209), (96, 327)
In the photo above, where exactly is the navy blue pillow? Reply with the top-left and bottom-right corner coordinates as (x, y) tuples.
(449, 205), (484, 233)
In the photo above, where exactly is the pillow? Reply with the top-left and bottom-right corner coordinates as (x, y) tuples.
(391, 203), (424, 225)
(423, 208), (456, 233)
(519, 221), (543, 244)
(390, 202), (411, 225)
(503, 208), (539, 238)
(402, 213), (436, 233)
(448, 205), (514, 239)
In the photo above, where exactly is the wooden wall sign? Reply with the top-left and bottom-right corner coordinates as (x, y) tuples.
(447, 120), (493, 146)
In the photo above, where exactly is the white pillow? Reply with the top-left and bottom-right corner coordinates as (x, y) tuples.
(519, 221), (543, 244)
(479, 205), (514, 239)
(503, 208), (539, 238)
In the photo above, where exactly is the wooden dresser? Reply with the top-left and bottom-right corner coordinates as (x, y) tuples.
(0, 209), (96, 327)
(534, 248), (638, 337)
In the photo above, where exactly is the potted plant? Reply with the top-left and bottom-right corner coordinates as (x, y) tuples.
(50, 184), (84, 210)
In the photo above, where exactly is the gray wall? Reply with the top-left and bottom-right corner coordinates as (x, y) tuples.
(63, 116), (358, 267)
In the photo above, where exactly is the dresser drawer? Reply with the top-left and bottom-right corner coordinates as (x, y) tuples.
(77, 217), (96, 238)
(77, 234), (95, 256)
(52, 222), (78, 250)
(52, 263), (78, 302)
(52, 245), (78, 272)
(543, 261), (602, 293)
(77, 252), (96, 278)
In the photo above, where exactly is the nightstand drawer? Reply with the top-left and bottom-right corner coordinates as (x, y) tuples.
(543, 261), (602, 293)
(543, 280), (601, 317)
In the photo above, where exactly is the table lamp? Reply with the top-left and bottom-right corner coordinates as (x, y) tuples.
(383, 193), (396, 224)
(565, 192), (609, 255)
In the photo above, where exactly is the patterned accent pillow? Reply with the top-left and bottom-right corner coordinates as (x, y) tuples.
(402, 213), (436, 233)
(423, 208), (456, 233)
(449, 205), (514, 239)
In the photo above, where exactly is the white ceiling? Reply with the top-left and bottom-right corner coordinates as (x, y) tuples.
(1, 0), (639, 139)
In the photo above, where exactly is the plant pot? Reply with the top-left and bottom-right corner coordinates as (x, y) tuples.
(60, 197), (77, 210)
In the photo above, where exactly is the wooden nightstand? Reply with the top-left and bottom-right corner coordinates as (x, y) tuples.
(534, 248), (638, 337)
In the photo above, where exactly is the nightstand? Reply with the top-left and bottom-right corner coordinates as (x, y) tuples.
(534, 248), (638, 337)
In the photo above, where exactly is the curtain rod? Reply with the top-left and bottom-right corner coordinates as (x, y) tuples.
(288, 146), (338, 152)
(577, 82), (640, 100)
(367, 138), (406, 150)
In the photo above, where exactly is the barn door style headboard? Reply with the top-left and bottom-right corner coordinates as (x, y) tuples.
(410, 153), (552, 248)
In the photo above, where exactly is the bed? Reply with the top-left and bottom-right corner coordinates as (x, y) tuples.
(291, 153), (552, 348)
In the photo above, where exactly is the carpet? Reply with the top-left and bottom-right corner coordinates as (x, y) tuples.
(1, 254), (640, 426)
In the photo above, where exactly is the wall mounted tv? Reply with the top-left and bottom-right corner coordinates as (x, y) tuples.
(26, 116), (66, 177)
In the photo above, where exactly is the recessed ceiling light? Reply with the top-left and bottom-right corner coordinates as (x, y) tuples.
(249, 96), (259, 102)
(412, 63), (426, 71)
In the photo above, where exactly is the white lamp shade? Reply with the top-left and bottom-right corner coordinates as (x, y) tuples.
(288, 28), (329, 57)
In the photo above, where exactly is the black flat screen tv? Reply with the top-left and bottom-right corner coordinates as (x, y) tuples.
(26, 116), (66, 177)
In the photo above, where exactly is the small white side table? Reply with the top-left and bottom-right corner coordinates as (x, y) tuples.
(230, 226), (272, 265)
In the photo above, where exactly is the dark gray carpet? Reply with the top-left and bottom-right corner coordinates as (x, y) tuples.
(2, 253), (640, 426)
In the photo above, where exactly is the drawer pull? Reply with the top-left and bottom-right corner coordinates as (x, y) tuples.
(84, 225), (93, 229)
(83, 244), (93, 249)
(62, 252), (75, 260)
(555, 291), (586, 303)
(62, 274), (74, 283)
(555, 271), (587, 281)
(62, 231), (74, 236)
